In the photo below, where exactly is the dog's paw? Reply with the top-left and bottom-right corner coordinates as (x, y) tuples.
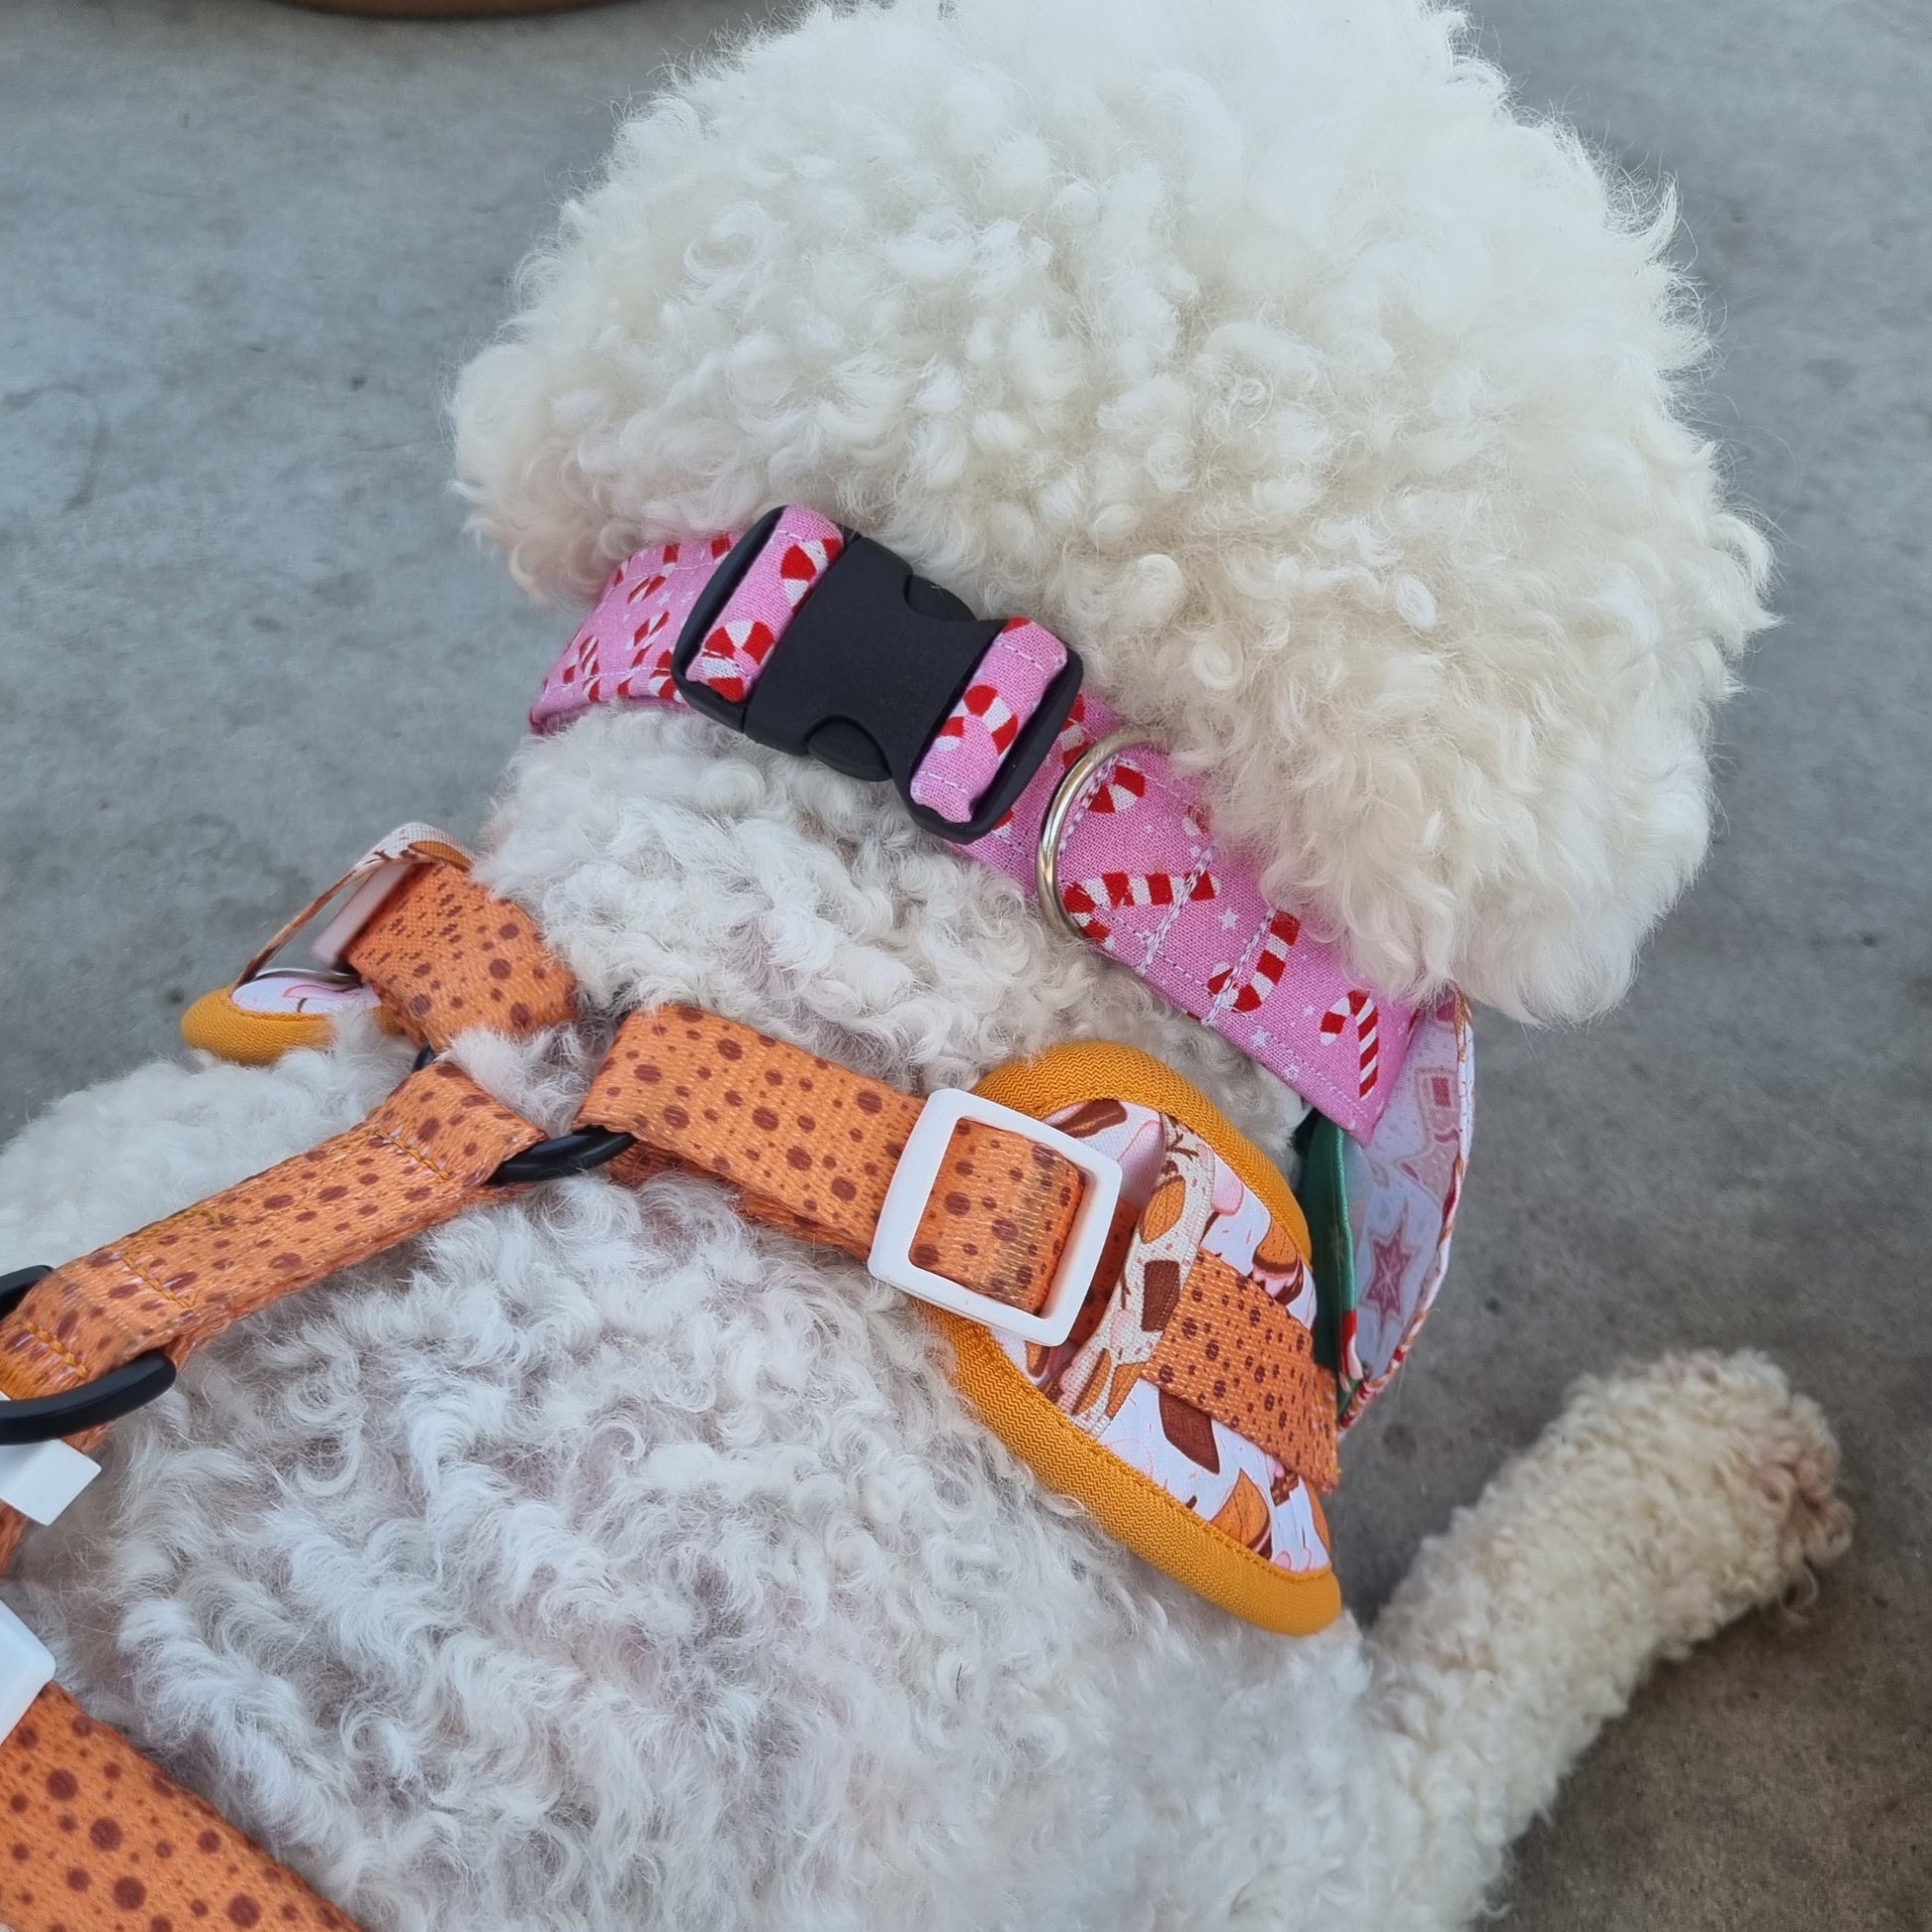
(1574, 1349), (1852, 1634)
(1703, 1350), (1852, 1603)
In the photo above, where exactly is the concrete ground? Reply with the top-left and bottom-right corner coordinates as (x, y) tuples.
(1, 0), (1926, 1925)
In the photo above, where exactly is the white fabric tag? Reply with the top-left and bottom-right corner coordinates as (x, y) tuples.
(0, 1601), (55, 1743)
(0, 1419), (100, 1527)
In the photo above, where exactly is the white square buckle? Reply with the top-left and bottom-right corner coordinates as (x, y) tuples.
(868, 1089), (1123, 1346)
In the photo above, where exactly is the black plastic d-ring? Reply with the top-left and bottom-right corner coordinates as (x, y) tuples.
(0, 1350), (179, 1447)
(0, 1266), (180, 1445)
(487, 1127), (636, 1187)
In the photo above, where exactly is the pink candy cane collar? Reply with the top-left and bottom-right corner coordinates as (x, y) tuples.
(531, 505), (1425, 1143)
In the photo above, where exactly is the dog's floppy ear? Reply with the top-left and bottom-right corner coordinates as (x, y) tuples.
(455, 0), (1770, 1022)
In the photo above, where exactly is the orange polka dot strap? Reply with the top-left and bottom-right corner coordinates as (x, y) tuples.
(583, 1008), (1085, 1320)
(182, 826), (576, 1065)
(0, 1684), (351, 1932)
(340, 862), (574, 1052)
(0, 1066), (541, 1929)
(945, 1041), (1345, 1635)
(0, 1063), (543, 1573)
(0, 990), (1341, 1929)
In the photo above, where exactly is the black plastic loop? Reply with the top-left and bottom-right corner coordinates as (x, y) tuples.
(0, 1266), (179, 1445)
(0, 1350), (178, 1447)
(488, 1127), (635, 1187)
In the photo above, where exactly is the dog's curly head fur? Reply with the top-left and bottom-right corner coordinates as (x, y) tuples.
(454, 0), (1769, 1023)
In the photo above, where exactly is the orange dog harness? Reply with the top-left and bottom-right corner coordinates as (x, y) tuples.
(0, 832), (1369, 1926)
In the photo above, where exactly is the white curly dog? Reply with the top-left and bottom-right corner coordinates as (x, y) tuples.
(0, 2), (1849, 1927)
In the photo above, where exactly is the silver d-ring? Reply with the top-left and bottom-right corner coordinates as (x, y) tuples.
(1035, 729), (1159, 942)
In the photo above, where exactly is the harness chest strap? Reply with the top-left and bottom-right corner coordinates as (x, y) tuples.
(585, 1008), (1088, 1319)
(0, 1060), (547, 1571)
(0, 1682), (355, 1931)
(8, 997), (1337, 1566)
(180, 826), (576, 1065)
(584, 1011), (1336, 1472)
(336, 855), (575, 1050)
(0, 841), (577, 1561)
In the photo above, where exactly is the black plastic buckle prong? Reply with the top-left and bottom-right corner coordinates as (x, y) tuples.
(0, 1267), (179, 1448)
(671, 516), (1084, 843)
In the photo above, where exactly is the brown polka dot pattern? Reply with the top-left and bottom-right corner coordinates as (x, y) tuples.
(1147, 1254), (1339, 1490)
(0, 1685), (355, 1930)
(342, 862), (575, 1051)
(581, 1008), (1082, 1315)
(0, 1063), (542, 1566)
(903, 1118), (1076, 1315)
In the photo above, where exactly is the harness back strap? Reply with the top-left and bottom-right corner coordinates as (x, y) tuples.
(0, 857), (1345, 1922)
(182, 831), (578, 1066)
(586, 1008), (1083, 1316)
(0, 857), (581, 1931)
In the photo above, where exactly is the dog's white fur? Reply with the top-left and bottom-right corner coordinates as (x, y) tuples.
(456, 0), (1770, 1022)
(0, 3), (1843, 1929)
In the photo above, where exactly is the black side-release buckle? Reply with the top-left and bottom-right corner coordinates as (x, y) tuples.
(670, 511), (1084, 843)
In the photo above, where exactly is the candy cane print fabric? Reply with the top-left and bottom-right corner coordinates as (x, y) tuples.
(1338, 991), (1473, 1426)
(974, 692), (1414, 1139)
(907, 619), (1069, 822)
(528, 508), (846, 731)
(685, 515), (845, 703)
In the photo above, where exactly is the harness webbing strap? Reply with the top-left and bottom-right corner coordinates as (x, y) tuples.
(342, 860), (576, 1050)
(585, 1008), (1086, 1317)
(0, 1064), (543, 1573)
(0, 1683), (353, 1931)
(0, 850), (1354, 1919)
(0, 859), (580, 1930)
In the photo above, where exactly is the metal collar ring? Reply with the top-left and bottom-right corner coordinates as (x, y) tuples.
(1034, 730), (1160, 942)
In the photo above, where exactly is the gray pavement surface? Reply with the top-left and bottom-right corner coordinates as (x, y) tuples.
(2, 1), (1927, 1926)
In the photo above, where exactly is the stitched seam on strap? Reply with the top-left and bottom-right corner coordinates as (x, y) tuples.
(366, 1130), (469, 1191)
(115, 1253), (199, 1317)
(20, 1319), (90, 1381)
(998, 629), (1065, 675)
(918, 768), (978, 810)
(1125, 765), (1255, 976)
(1208, 910), (1276, 1016)
(1131, 847), (1217, 975)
